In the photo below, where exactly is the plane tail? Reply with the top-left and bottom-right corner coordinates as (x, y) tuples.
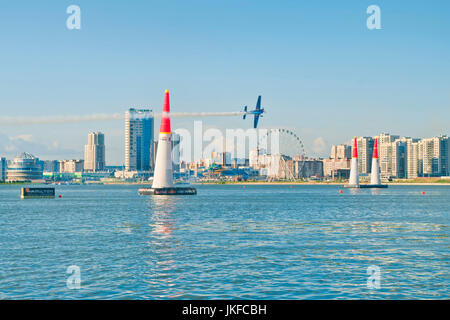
(243, 106), (247, 119)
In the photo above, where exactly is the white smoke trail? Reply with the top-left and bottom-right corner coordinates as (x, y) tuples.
(170, 111), (244, 118)
(0, 112), (245, 126)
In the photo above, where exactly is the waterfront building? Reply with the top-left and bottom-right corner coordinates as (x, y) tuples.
(406, 140), (420, 179)
(334, 168), (351, 180)
(390, 139), (407, 179)
(115, 170), (138, 180)
(7, 153), (43, 181)
(42, 160), (60, 173)
(365, 136), (414, 179)
(59, 160), (84, 173)
(419, 135), (449, 177)
(330, 134), (448, 179)
(249, 149), (271, 170)
(267, 154), (295, 180)
(387, 137), (421, 179)
(325, 143), (352, 179)
(204, 151), (231, 167)
(0, 157), (6, 181)
(125, 108), (154, 172)
(435, 135), (449, 176)
(322, 158), (351, 178)
(296, 160), (323, 178)
(376, 133), (400, 179)
(84, 132), (105, 172)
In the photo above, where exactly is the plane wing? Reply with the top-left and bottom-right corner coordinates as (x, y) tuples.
(255, 95), (261, 111)
(253, 114), (259, 128)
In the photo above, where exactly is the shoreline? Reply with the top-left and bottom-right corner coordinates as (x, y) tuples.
(2, 181), (449, 187)
(192, 182), (450, 186)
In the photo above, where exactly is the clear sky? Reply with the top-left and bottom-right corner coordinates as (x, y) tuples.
(0, 0), (449, 165)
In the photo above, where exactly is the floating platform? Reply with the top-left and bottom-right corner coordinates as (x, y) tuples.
(343, 184), (360, 188)
(343, 184), (388, 189)
(20, 187), (55, 199)
(360, 184), (388, 189)
(138, 187), (197, 195)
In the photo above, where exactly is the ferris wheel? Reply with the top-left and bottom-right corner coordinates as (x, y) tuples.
(258, 128), (306, 181)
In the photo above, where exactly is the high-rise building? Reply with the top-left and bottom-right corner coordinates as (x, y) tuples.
(436, 135), (449, 176)
(356, 137), (374, 174)
(84, 132), (105, 172)
(376, 133), (400, 179)
(330, 144), (351, 160)
(420, 138), (436, 177)
(391, 138), (408, 178)
(405, 138), (420, 179)
(0, 157), (6, 181)
(125, 108), (154, 171)
(419, 135), (449, 177)
(407, 141), (419, 179)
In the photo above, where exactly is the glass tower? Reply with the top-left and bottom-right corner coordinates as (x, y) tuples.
(125, 108), (154, 171)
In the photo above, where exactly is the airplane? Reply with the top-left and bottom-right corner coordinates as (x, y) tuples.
(242, 95), (265, 128)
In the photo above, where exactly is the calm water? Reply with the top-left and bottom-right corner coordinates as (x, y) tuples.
(0, 184), (448, 299)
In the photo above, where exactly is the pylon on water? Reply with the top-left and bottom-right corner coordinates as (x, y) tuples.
(370, 138), (381, 185)
(152, 89), (174, 189)
(343, 136), (388, 189)
(138, 90), (196, 196)
(346, 136), (359, 187)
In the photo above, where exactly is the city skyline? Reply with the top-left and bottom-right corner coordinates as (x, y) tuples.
(1, 129), (447, 176)
(0, 1), (449, 164)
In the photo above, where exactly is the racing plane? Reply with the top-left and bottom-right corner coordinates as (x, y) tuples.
(242, 95), (265, 128)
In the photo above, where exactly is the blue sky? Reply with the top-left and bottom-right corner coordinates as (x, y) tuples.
(0, 0), (449, 164)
